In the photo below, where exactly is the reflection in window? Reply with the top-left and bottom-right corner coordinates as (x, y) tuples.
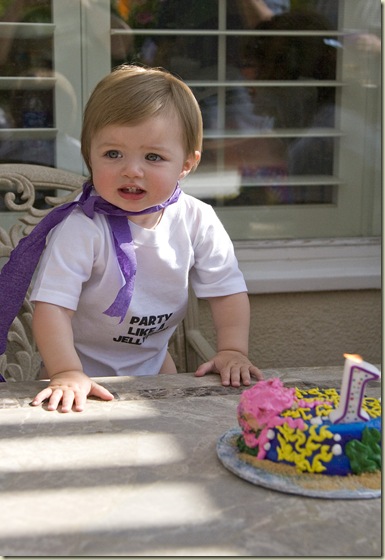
(0, 0), (55, 206)
(0, 0), (54, 168)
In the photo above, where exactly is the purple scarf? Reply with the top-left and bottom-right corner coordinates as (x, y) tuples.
(0, 180), (181, 357)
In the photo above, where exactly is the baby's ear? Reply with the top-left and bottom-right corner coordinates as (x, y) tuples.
(180, 150), (201, 178)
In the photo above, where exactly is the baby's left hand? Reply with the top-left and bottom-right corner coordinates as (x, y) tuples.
(194, 350), (263, 387)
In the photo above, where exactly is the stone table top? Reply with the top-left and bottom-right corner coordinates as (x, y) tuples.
(0, 366), (381, 556)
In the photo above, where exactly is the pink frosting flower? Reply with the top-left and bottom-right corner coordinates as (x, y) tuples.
(237, 378), (305, 459)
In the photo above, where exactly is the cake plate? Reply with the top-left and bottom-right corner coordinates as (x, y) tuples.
(217, 428), (381, 500)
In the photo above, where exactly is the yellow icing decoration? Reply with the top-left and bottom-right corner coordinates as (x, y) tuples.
(294, 431), (307, 451)
(294, 388), (304, 398)
(277, 424), (299, 442)
(275, 421), (335, 473)
(298, 408), (313, 421)
(276, 437), (296, 461)
(309, 443), (334, 473)
(281, 409), (301, 419)
(308, 424), (333, 442)
(362, 397), (381, 418)
(315, 403), (333, 415)
(282, 407), (313, 421)
(296, 458), (313, 472)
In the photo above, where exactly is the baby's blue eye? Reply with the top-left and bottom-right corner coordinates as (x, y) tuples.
(106, 150), (121, 159)
(146, 153), (162, 162)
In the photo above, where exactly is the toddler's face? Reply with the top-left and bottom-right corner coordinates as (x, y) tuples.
(89, 114), (199, 225)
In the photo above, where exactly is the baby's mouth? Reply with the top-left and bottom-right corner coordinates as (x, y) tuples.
(119, 186), (145, 194)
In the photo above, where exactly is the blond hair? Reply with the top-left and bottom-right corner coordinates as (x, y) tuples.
(81, 64), (202, 174)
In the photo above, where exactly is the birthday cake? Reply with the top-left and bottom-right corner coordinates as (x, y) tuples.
(236, 377), (381, 477)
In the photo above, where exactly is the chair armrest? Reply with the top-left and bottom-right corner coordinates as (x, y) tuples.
(185, 328), (215, 363)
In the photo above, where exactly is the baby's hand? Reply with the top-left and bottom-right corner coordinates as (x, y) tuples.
(31, 370), (114, 412)
(194, 350), (263, 387)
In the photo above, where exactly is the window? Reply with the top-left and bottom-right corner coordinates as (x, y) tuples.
(0, 0), (381, 288)
(109, 0), (381, 240)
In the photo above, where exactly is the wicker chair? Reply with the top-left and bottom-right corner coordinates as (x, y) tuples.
(0, 163), (214, 381)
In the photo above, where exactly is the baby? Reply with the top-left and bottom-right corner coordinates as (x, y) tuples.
(2, 64), (262, 412)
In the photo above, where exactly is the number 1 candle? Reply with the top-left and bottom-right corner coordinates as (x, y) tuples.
(329, 354), (381, 424)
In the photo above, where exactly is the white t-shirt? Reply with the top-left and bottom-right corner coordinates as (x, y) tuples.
(31, 192), (247, 377)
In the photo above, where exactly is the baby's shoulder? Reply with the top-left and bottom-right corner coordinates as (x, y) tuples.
(48, 207), (109, 244)
(63, 206), (108, 227)
(179, 192), (217, 218)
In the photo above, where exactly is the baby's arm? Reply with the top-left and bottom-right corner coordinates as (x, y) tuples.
(31, 302), (114, 412)
(159, 351), (177, 374)
(194, 292), (262, 386)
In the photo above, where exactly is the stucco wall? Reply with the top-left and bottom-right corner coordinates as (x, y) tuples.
(197, 290), (381, 370)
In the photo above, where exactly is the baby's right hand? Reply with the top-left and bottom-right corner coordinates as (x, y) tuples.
(31, 370), (114, 413)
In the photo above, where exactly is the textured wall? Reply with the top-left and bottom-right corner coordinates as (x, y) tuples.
(197, 290), (381, 370)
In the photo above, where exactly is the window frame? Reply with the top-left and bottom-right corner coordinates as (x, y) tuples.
(234, 236), (381, 293)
